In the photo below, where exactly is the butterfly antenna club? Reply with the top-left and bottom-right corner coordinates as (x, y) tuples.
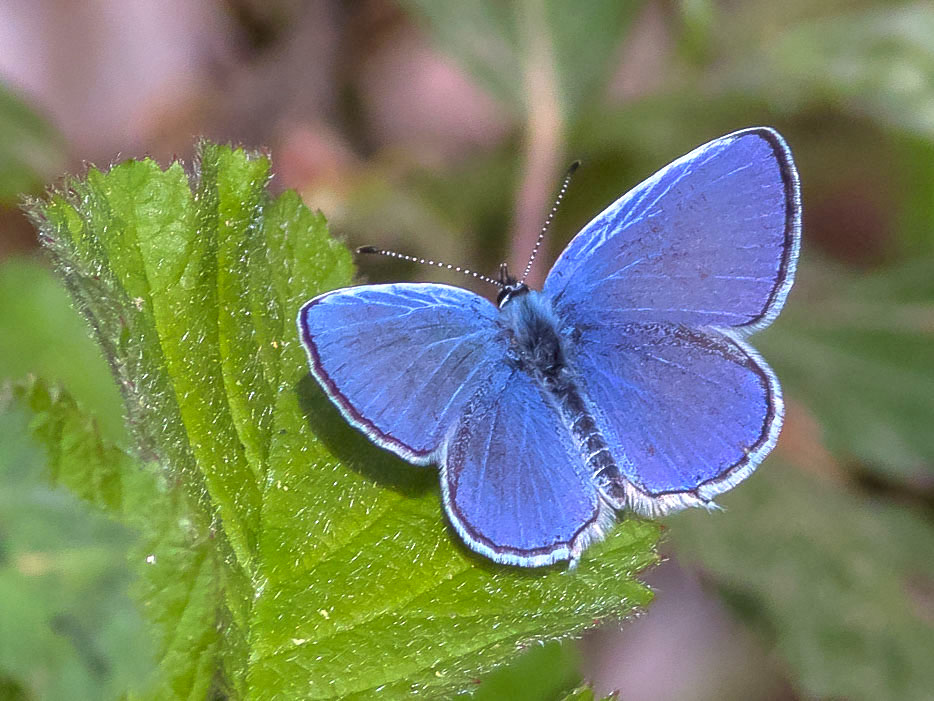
(355, 245), (502, 288)
(520, 160), (581, 284)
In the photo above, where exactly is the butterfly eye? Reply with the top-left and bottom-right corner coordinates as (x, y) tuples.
(496, 282), (529, 308)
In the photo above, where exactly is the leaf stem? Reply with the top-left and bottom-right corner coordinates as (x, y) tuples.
(509, 0), (566, 289)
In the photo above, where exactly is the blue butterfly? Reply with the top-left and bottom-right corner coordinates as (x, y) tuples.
(298, 127), (801, 568)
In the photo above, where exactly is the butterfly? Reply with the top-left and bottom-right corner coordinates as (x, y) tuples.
(298, 127), (801, 568)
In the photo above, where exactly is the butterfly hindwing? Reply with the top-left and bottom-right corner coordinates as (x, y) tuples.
(544, 127), (800, 335)
(571, 322), (781, 513)
(441, 366), (606, 567)
(298, 283), (504, 463)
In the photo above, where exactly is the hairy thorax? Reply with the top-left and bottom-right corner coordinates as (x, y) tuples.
(499, 290), (569, 384)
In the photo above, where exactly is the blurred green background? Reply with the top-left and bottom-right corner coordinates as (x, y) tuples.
(1, 1), (933, 699)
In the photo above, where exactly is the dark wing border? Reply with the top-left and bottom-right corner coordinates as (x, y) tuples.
(727, 127), (802, 336)
(298, 290), (436, 464)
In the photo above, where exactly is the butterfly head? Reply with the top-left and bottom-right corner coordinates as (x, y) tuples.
(496, 263), (529, 308)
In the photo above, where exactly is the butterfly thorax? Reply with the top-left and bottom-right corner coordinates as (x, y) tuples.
(499, 290), (571, 386)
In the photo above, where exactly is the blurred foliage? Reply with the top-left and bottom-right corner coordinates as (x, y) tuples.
(399, 0), (644, 120)
(13, 143), (658, 698)
(0, 260), (124, 441)
(0, 399), (153, 699)
(0, 84), (66, 205)
(672, 460), (934, 700)
(759, 260), (934, 484)
(0, 0), (933, 699)
(747, 3), (934, 138)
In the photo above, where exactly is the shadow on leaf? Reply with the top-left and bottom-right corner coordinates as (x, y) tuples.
(296, 375), (572, 576)
(296, 374), (435, 499)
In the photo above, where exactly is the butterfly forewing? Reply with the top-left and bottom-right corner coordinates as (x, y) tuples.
(544, 127), (800, 334)
(298, 283), (504, 463)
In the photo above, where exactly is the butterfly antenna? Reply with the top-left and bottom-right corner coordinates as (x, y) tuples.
(520, 160), (580, 284)
(356, 246), (503, 288)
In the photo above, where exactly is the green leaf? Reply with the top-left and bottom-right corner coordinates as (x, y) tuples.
(451, 640), (579, 700)
(0, 82), (66, 203)
(28, 142), (659, 698)
(9, 377), (227, 699)
(13, 378), (133, 514)
(398, 0), (644, 121)
(0, 395), (154, 700)
(671, 460), (934, 701)
(758, 259), (934, 484)
(560, 686), (617, 701)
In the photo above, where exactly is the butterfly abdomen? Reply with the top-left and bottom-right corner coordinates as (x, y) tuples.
(553, 378), (628, 506)
(500, 291), (627, 504)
